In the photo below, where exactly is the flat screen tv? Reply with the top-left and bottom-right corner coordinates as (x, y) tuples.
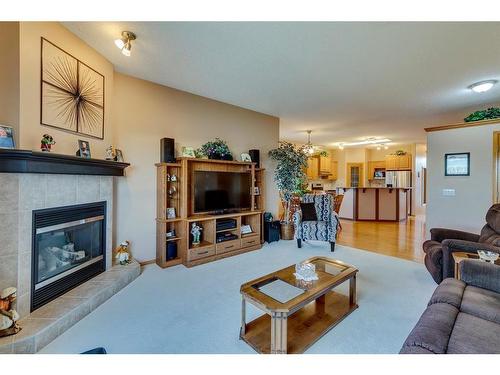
(194, 171), (252, 213)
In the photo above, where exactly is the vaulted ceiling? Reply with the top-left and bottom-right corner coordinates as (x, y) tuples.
(64, 22), (500, 146)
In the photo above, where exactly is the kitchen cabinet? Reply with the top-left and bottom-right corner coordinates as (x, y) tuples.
(385, 154), (412, 171)
(330, 160), (338, 180)
(319, 154), (332, 175)
(368, 160), (386, 179)
(306, 157), (319, 179)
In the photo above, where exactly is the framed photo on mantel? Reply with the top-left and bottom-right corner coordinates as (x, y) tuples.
(445, 152), (470, 176)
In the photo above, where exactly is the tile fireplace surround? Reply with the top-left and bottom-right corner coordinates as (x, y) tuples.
(0, 156), (138, 353)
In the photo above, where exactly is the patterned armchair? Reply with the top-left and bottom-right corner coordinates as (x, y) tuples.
(293, 194), (339, 252)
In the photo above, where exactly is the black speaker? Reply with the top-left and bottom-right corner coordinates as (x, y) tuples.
(249, 149), (260, 168)
(160, 138), (175, 163)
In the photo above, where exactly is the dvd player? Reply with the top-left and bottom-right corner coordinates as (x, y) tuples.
(216, 232), (238, 243)
(216, 218), (237, 232)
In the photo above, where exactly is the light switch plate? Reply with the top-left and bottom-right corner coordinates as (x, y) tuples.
(442, 189), (456, 196)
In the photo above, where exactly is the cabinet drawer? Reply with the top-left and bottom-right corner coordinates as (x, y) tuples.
(216, 239), (240, 254)
(188, 246), (215, 261)
(241, 235), (260, 248)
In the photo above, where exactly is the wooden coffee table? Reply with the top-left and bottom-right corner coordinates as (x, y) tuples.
(239, 256), (358, 354)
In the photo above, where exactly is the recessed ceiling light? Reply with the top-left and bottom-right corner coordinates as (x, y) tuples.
(469, 80), (498, 93)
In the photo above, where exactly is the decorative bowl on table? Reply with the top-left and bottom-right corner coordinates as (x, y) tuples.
(477, 250), (499, 263)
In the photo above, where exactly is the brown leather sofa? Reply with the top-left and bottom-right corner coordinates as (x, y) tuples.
(423, 204), (500, 283)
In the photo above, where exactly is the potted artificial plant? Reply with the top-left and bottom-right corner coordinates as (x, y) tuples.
(268, 141), (309, 240)
(198, 138), (233, 160)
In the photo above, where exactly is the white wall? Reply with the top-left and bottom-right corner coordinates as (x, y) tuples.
(427, 123), (500, 235)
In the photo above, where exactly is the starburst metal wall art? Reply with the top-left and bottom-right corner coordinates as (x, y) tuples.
(41, 38), (105, 139)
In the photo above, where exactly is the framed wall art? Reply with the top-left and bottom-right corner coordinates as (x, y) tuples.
(41, 38), (105, 139)
(445, 152), (470, 176)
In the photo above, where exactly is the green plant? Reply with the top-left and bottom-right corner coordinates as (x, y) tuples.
(393, 150), (407, 156)
(268, 142), (309, 224)
(198, 138), (233, 160)
(318, 150), (329, 157)
(464, 107), (500, 122)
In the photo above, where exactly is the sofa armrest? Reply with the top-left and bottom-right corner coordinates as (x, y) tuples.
(293, 210), (302, 226)
(460, 259), (500, 294)
(442, 239), (500, 253)
(430, 228), (480, 243)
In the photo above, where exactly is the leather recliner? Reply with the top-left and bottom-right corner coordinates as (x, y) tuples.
(423, 204), (500, 283)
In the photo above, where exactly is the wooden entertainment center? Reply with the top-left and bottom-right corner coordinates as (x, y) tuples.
(156, 157), (265, 268)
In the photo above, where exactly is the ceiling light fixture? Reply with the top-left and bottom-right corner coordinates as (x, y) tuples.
(335, 138), (392, 148)
(305, 130), (315, 155)
(114, 31), (136, 57)
(469, 80), (498, 93)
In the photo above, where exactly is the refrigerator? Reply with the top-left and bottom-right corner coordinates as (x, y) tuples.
(385, 171), (412, 188)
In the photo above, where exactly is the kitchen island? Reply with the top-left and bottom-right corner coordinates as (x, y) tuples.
(337, 187), (411, 221)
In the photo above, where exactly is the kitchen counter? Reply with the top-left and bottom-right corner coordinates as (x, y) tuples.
(337, 187), (411, 221)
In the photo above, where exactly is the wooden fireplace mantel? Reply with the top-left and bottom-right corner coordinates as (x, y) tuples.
(0, 149), (130, 176)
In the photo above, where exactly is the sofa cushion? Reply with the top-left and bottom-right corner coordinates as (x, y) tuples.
(478, 225), (500, 246)
(400, 303), (459, 354)
(447, 312), (500, 354)
(428, 278), (465, 308)
(460, 285), (500, 325)
(300, 220), (328, 239)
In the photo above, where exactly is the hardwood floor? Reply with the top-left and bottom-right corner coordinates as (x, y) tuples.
(336, 215), (427, 263)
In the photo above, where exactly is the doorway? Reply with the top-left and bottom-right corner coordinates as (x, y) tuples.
(346, 163), (364, 187)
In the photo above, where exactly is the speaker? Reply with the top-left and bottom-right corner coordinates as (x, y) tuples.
(160, 138), (175, 163)
(249, 149), (260, 168)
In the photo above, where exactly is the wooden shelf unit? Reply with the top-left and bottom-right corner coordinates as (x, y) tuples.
(156, 158), (265, 268)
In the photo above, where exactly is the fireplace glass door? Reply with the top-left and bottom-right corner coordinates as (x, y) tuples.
(35, 216), (104, 288)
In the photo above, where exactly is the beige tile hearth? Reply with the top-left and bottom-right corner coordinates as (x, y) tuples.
(0, 260), (140, 354)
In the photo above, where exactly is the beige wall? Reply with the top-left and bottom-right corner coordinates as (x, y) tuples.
(113, 73), (280, 261)
(427, 123), (500, 235)
(0, 22), (20, 145)
(19, 22), (114, 157)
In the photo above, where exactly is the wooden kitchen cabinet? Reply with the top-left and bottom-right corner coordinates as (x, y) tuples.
(385, 154), (412, 171)
(368, 160), (386, 179)
(319, 154), (332, 175)
(306, 157), (319, 179)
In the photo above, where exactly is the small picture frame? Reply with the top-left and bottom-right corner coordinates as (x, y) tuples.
(115, 149), (124, 162)
(166, 207), (176, 219)
(77, 140), (91, 158)
(241, 153), (252, 162)
(445, 152), (470, 176)
(254, 186), (260, 195)
(182, 147), (196, 158)
(0, 125), (15, 149)
(241, 224), (253, 235)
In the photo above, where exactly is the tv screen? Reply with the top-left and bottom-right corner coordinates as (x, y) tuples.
(194, 171), (252, 213)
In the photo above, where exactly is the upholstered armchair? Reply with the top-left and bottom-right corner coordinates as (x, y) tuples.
(293, 194), (339, 252)
(423, 204), (500, 283)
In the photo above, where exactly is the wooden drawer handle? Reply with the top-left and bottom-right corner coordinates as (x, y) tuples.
(198, 251), (209, 255)
(246, 240), (256, 244)
(225, 245), (234, 249)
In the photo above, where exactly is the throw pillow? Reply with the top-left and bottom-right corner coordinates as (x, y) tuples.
(300, 203), (317, 221)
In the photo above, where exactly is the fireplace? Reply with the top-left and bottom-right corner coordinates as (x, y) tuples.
(31, 201), (106, 311)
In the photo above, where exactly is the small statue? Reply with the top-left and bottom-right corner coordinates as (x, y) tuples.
(115, 240), (131, 265)
(105, 146), (116, 161)
(170, 174), (178, 182)
(0, 287), (21, 337)
(40, 134), (55, 152)
(191, 223), (202, 245)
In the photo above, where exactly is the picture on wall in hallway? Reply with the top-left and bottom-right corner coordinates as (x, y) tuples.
(445, 152), (470, 176)
(41, 38), (105, 139)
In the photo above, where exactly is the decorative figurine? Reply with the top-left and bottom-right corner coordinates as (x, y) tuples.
(40, 134), (55, 152)
(105, 146), (116, 161)
(191, 222), (202, 246)
(114, 240), (131, 265)
(170, 174), (178, 182)
(166, 173), (171, 182)
(0, 287), (21, 338)
(168, 185), (177, 198)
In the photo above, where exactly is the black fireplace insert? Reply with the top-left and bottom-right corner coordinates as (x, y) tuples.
(31, 201), (106, 311)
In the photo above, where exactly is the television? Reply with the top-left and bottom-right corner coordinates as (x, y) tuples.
(194, 171), (252, 213)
